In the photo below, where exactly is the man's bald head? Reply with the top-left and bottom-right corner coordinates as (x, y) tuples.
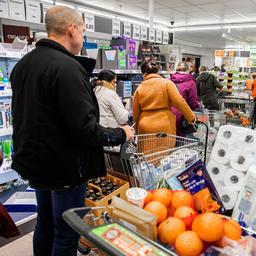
(45, 6), (84, 36)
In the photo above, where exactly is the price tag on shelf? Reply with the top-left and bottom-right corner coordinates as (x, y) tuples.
(84, 12), (95, 32)
(25, 0), (41, 23)
(156, 30), (162, 43)
(163, 31), (169, 44)
(123, 22), (131, 38)
(0, 0), (9, 18)
(112, 19), (121, 36)
(140, 26), (147, 41)
(132, 24), (140, 40)
(8, 0), (25, 21)
(149, 29), (155, 42)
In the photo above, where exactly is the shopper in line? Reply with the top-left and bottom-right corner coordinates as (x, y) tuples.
(171, 62), (200, 136)
(10, 6), (134, 256)
(197, 65), (223, 110)
(93, 70), (129, 128)
(133, 61), (196, 151)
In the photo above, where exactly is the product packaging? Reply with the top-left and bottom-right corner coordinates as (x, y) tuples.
(110, 196), (157, 241)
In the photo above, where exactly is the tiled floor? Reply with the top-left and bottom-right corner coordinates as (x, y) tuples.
(0, 232), (33, 256)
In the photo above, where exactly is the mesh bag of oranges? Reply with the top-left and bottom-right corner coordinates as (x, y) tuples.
(142, 188), (245, 256)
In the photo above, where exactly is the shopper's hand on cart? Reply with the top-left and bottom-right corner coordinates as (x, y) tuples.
(122, 125), (135, 141)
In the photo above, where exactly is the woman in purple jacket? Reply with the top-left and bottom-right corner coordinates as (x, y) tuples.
(171, 62), (200, 136)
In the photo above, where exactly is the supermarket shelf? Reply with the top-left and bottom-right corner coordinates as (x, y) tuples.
(0, 169), (19, 184)
(0, 90), (12, 97)
(0, 127), (13, 137)
(93, 69), (170, 75)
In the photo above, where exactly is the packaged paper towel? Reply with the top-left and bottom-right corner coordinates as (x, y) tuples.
(211, 142), (229, 165)
(232, 165), (256, 232)
(206, 160), (227, 182)
(216, 125), (238, 145)
(223, 168), (245, 191)
(218, 188), (238, 210)
(228, 149), (255, 173)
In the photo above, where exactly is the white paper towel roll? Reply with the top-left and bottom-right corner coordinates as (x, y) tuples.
(228, 150), (254, 173)
(240, 129), (256, 152)
(218, 188), (238, 210)
(223, 168), (245, 191)
(206, 160), (227, 182)
(216, 125), (238, 145)
(211, 142), (229, 165)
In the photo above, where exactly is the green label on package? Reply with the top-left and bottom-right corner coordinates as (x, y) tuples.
(91, 223), (170, 256)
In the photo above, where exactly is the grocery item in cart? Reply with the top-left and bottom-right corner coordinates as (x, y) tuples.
(126, 187), (147, 208)
(232, 165), (256, 233)
(110, 196), (157, 241)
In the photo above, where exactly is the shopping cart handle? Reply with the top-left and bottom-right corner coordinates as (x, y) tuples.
(63, 207), (92, 235)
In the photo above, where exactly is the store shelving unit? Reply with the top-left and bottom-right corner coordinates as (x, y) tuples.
(93, 69), (170, 75)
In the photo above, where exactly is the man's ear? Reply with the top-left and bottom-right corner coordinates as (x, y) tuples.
(67, 24), (75, 37)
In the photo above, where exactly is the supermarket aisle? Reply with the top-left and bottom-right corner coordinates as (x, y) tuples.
(0, 232), (33, 256)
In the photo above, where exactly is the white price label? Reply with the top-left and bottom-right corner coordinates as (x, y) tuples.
(133, 24), (140, 40)
(0, 0), (9, 18)
(84, 12), (95, 32)
(140, 26), (147, 41)
(163, 31), (169, 44)
(156, 30), (162, 43)
(8, 0), (25, 20)
(25, 0), (41, 23)
(112, 19), (121, 36)
(123, 22), (131, 37)
(149, 29), (155, 42)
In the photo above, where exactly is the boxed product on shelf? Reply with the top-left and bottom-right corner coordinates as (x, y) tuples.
(85, 174), (129, 217)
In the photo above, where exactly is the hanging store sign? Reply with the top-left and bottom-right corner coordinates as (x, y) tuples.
(132, 24), (140, 40)
(0, 0), (9, 18)
(8, 0), (25, 20)
(140, 26), (147, 41)
(123, 22), (131, 38)
(84, 12), (95, 32)
(149, 28), (155, 42)
(163, 31), (169, 44)
(25, 0), (41, 23)
(112, 19), (121, 36)
(156, 30), (162, 43)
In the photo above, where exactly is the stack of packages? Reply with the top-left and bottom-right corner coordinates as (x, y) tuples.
(207, 125), (256, 231)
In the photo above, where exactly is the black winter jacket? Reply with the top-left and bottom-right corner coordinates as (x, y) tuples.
(196, 72), (222, 109)
(10, 39), (126, 189)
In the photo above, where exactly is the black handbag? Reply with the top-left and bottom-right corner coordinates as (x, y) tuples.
(180, 119), (198, 135)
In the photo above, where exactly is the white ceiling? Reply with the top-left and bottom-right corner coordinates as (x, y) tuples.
(74, 0), (256, 48)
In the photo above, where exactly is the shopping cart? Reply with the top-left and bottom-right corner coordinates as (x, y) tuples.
(63, 206), (175, 256)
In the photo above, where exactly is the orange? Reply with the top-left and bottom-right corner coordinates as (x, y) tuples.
(223, 219), (241, 241)
(167, 205), (176, 217)
(172, 190), (194, 209)
(152, 188), (172, 207)
(144, 191), (153, 206)
(192, 213), (224, 242)
(174, 206), (196, 228)
(175, 231), (203, 256)
(144, 201), (167, 224)
(158, 217), (186, 244)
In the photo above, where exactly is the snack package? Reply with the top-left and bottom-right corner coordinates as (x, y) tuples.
(170, 160), (224, 213)
(110, 196), (157, 241)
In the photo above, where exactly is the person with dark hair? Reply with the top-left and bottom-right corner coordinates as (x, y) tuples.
(171, 62), (200, 136)
(197, 65), (223, 110)
(133, 61), (196, 149)
(94, 69), (129, 128)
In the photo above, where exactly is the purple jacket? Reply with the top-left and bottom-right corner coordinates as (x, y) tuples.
(171, 72), (200, 136)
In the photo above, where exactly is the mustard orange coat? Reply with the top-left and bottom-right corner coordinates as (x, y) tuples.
(133, 74), (195, 136)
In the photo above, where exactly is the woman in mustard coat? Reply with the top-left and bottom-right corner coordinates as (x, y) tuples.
(133, 62), (196, 152)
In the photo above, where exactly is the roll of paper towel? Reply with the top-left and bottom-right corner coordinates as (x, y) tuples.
(240, 130), (256, 152)
(228, 150), (255, 173)
(211, 142), (229, 165)
(206, 160), (227, 182)
(216, 125), (237, 145)
(223, 168), (245, 191)
(218, 188), (238, 210)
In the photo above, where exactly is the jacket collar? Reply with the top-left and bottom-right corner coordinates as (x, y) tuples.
(144, 73), (162, 81)
(36, 39), (96, 76)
